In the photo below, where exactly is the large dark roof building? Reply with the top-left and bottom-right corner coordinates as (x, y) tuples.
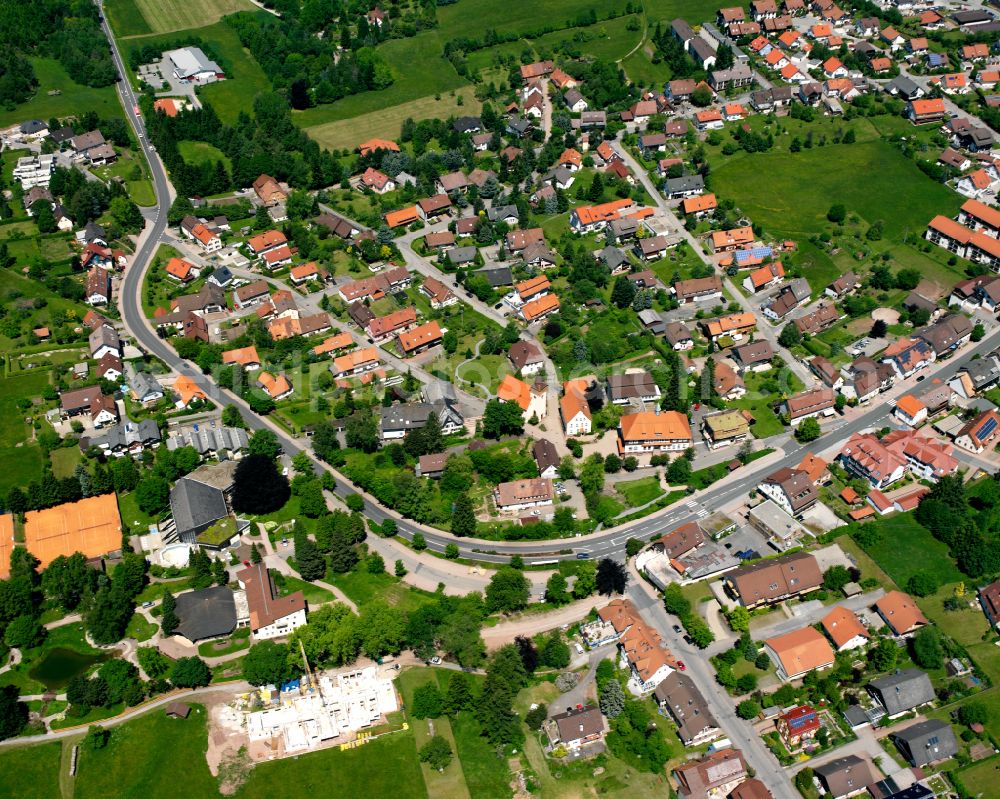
(174, 585), (239, 642)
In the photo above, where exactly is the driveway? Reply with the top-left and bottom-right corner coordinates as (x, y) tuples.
(748, 590), (885, 642)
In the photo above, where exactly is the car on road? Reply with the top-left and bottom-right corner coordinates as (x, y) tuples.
(494, 302), (503, 309)
(672, 624), (683, 634)
(243, 560), (250, 567)
(576, 552), (592, 559)
(430, 656), (441, 665)
(683, 634), (694, 645)
(676, 660), (686, 671)
(916, 375), (926, 382)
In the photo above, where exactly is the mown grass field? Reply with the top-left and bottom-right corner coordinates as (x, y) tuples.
(397, 668), (473, 799)
(709, 137), (961, 242)
(122, 0), (257, 35)
(0, 59), (123, 128)
(302, 87), (481, 151)
(0, 740), (63, 799)
(104, 0), (154, 36)
(0, 370), (50, 497)
(464, 13), (644, 75)
(437, 0), (620, 39)
(178, 139), (232, 171)
(5, 700), (432, 799)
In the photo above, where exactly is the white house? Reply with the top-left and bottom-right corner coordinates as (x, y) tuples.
(237, 563), (307, 641)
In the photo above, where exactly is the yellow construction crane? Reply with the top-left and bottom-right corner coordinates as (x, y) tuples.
(299, 638), (321, 700)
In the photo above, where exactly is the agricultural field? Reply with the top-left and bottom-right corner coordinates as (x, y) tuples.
(108, 0), (258, 36)
(303, 87), (482, 151)
(0, 59), (124, 128)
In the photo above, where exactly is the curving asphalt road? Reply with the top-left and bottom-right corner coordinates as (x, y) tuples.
(98, 8), (1000, 569)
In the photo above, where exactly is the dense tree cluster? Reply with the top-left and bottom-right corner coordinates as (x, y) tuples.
(228, 13), (393, 109)
(0, 0), (117, 96)
(143, 93), (344, 198)
(914, 475), (1000, 578)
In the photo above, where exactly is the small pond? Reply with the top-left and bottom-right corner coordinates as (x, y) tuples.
(28, 647), (110, 691)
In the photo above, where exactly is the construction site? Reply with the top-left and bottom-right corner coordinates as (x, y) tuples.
(210, 646), (400, 763)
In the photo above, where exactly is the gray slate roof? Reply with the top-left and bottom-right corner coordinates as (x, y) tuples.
(128, 369), (163, 401)
(175, 586), (237, 641)
(170, 478), (229, 540)
(166, 426), (250, 455)
(664, 174), (705, 195)
(868, 669), (935, 716)
(891, 719), (958, 766)
(84, 419), (161, 452)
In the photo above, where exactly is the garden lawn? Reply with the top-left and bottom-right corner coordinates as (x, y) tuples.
(709, 139), (961, 243)
(197, 626), (251, 657)
(325, 570), (436, 613)
(50, 446), (83, 478)
(118, 490), (161, 534)
(0, 741), (63, 799)
(616, 476), (664, 507)
(849, 512), (964, 588)
(0, 59), (123, 128)
(275, 574), (335, 606)
(955, 757), (1000, 799)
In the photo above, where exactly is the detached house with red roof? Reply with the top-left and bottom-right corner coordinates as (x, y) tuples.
(359, 167), (395, 194)
(397, 321), (443, 356)
(823, 57), (847, 78)
(908, 98), (946, 124)
(822, 606), (870, 652)
(956, 409), (1000, 453)
(777, 705), (822, 750)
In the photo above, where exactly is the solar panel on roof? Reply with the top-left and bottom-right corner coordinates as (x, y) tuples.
(978, 417), (998, 439)
(735, 246), (772, 263)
